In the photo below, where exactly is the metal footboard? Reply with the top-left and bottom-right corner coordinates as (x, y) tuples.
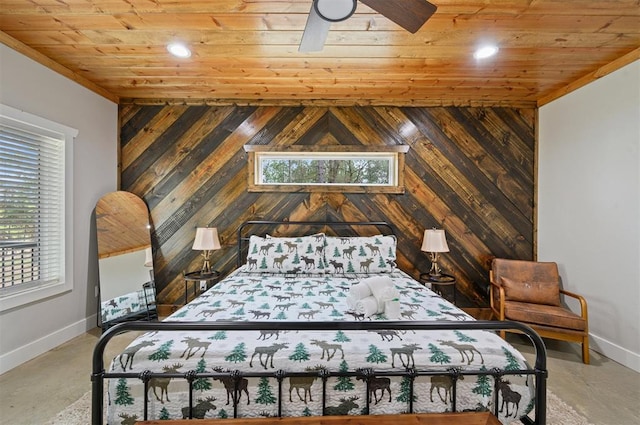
(91, 320), (547, 425)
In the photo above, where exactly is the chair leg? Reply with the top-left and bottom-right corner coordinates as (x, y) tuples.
(499, 330), (506, 340)
(582, 336), (590, 364)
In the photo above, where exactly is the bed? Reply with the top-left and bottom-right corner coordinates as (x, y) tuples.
(92, 221), (547, 425)
(100, 282), (157, 330)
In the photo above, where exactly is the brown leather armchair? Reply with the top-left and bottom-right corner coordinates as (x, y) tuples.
(489, 258), (590, 364)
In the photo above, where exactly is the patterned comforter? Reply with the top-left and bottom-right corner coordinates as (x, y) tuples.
(101, 285), (154, 325)
(106, 268), (534, 424)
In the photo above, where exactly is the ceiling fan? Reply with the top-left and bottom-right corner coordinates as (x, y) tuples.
(299, 0), (437, 52)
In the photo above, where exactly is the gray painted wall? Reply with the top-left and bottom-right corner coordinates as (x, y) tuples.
(539, 60), (640, 372)
(0, 44), (118, 373)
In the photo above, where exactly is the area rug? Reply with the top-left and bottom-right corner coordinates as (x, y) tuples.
(48, 389), (593, 425)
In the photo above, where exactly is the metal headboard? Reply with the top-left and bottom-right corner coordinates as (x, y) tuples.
(236, 220), (395, 268)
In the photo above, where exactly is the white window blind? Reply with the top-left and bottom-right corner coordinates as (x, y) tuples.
(0, 117), (65, 296)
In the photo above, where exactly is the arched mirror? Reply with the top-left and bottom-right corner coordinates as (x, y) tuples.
(96, 191), (157, 330)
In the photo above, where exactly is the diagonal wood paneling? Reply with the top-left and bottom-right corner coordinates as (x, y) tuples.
(119, 105), (535, 309)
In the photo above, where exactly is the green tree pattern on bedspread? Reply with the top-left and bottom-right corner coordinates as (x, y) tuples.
(107, 269), (534, 424)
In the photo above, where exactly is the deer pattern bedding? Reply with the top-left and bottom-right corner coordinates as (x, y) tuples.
(106, 268), (534, 424)
(101, 285), (154, 324)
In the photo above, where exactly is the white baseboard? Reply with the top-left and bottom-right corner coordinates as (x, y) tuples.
(0, 314), (96, 375)
(591, 333), (640, 373)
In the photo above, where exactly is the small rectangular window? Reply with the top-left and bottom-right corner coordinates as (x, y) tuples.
(245, 145), (408, 193)
(258, 152), (397, 186)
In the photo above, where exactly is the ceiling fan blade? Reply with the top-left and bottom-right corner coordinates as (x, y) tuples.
(359, 0), (437, 33)
(299, 3), (332, 53)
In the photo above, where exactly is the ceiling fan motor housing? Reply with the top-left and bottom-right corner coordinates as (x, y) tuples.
(314, 0), (358, 22)
(300, 0), (437, 52)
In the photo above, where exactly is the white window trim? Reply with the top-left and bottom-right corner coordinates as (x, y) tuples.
(0, 104), (77, 312)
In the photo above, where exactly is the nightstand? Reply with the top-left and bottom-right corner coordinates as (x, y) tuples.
(419, 272), (457, 305)
(183, 270), (220, 304)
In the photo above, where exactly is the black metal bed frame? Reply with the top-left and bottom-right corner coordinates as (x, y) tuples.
(92, 320), (547, 424)
(91, 220), (547, 424)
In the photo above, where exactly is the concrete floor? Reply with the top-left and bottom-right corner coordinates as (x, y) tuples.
(508, 335), (640, 425)
(0, 328), (136, 425)
(0, 329), (638, 424)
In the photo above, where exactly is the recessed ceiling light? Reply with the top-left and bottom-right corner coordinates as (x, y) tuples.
(167, 42), (191, 58)
(473, 45), (499, 60)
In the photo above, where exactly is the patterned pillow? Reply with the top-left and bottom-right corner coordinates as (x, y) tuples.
(324, 235), (397, 274)
(245, 234), (326, 274)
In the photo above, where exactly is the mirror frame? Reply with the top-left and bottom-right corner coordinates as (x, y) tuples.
(96, 191), (157, 330)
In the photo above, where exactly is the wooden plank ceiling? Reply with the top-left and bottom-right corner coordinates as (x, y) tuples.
(96, 190), (151, 259)
(1, 0), (639, 107)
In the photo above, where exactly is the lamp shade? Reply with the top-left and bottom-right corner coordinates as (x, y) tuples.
(144, 246), (153, 267)
(192, 227), (221, 251)
(421, 229), (449, 253)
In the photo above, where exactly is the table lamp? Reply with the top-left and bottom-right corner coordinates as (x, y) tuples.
(421, 228), (449, 279)
(192, 227), (221, 274)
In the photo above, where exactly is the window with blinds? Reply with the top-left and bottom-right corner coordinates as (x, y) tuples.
(0, 108), (67, 301)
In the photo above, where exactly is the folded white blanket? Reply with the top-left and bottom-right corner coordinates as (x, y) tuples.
(348, 281), (373, 299)
(378, 285), (399, 302)
(365, 276), (394, 301)
(362, 275), (393, 295)
(355, 295), (379, 318)
(345, 294), (358, 311)
(347, 275), (400, 318)
(385, 298), (401, 320)
(376, 286), (399, 313)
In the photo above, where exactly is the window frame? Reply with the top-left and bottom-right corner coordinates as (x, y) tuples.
(0, 104), (77, 312)
(244, 145), (409, 193)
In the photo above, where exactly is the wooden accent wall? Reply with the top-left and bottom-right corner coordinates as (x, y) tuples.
(119, 105), (535, 309)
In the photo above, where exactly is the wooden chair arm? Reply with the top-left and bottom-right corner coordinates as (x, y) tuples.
(488, 272), (506, 320)
(560, 289), (589, 322)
